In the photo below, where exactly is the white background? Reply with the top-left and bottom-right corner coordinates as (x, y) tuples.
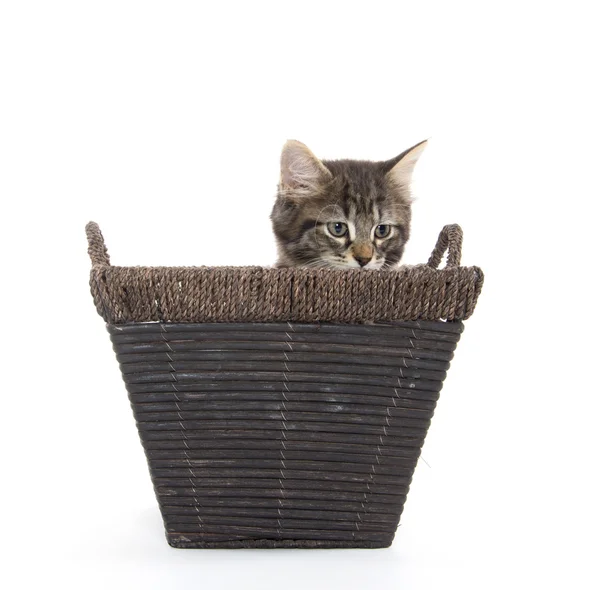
(1, 1), (599, 589)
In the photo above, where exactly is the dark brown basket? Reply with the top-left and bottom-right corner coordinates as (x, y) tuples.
(87, 222), (483, 549)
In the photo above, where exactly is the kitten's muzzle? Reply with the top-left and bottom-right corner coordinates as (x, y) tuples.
(353, 243), (374, 267)
(354, 255), (372, 267)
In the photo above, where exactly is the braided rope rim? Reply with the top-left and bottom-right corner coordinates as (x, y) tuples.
(86, 222), (484, 324)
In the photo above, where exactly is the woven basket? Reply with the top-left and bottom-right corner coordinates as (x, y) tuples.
(87, 222), (483, 549)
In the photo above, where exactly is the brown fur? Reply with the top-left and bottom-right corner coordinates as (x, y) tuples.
(271, 140), (427, 269)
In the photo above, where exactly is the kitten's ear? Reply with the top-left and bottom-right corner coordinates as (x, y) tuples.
(385, 139), (428, 186)
(280, 140), (331, 191)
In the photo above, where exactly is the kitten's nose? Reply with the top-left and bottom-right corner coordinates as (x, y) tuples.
(354, 255), (371, 267)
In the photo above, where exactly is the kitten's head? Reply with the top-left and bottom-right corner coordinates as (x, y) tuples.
(270, 139), (427, 269)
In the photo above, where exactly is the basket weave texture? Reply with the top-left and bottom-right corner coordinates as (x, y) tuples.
(87, 223), (483, 549)
(87, 223), (482, 324)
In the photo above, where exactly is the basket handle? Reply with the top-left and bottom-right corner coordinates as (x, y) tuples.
(427, 224), (463, 269)
(86, 222), (111, 268)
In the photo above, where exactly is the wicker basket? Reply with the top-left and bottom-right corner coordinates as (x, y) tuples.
(87, 222), (483, 549)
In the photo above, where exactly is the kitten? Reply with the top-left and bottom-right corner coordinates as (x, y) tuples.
(271, 139), (427, 269)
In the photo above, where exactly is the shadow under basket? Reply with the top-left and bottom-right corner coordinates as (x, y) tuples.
(87, 222), (483, 549)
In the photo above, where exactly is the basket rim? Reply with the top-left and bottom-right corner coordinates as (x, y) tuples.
(87, 223), (484, 325)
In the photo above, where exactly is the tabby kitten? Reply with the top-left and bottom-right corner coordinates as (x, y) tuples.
(271, 139), (427, 269)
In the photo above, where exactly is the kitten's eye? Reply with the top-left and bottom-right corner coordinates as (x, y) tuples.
(375, 224), (391, 238)
(327, 222), (348, 237)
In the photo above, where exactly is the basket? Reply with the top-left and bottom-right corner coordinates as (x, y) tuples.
(87, 222), (483, 549)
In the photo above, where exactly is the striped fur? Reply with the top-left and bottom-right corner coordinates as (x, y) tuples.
(271, 140), (427, 269)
